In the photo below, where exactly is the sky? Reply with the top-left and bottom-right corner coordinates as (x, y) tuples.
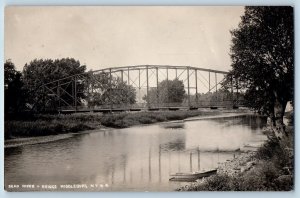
(5, 6), (245, 72)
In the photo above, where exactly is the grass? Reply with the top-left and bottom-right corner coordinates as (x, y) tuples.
(5, 120), (95, 138)
(5, 110), (221, 139)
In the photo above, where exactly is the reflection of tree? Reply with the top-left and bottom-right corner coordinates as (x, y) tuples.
(4, 147), (23, 158)
(211, 115), (267, 130)
(160, 139), (186, 152)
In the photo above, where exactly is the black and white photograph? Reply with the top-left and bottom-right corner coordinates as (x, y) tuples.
(4, 6), (294, 191)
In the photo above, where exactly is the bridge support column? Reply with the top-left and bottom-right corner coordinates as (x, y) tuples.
(215, 73), (217, 93)
(195, 69), (198, 106)
(74, 77), (77, 112)
(109, 68), (112, 112)
(58, 81), (61, 113)
(121, 70), (123, 82)
(156, 67), (159, 107)
(127, 67), (130, 85)
(42, 85), (46, 112)
(146, 66), (149, 109)
(187, 67), (190, 108)
(208, 71), (211, 92)
(86, 77), (89, 108)
(166, 68), (169, 106)
(91, 75), (94, 111)
(215, 72), (218, 104)
(138, 69), (141, 89)
(138, 69), (141, 104)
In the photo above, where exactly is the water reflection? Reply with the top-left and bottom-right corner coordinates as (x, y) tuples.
(208, 115), (267, 130)
(5, 114), (267, 191)
(160, 138), (185, 152)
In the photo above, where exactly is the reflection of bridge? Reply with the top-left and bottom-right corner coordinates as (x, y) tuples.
(33, 65), (243, 113)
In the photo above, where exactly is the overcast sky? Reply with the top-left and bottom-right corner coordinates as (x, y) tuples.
(5, 6), (244, 72)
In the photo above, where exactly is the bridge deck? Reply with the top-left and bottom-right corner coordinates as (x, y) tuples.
(55, 104), (244, 114)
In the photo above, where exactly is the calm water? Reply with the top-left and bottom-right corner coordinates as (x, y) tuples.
(5, 114), (267, 191)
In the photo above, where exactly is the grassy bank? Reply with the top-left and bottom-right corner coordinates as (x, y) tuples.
(178, 125), (294, 191)
(5, 110), (222, 139)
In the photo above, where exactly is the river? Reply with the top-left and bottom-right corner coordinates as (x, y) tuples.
(4, 113), (267, 191)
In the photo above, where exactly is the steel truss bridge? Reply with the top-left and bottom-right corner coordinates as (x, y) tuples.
(33, 65), (243, 113)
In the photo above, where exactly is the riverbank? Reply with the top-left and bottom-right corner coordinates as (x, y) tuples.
(5, 109), (250, 140)
(178, 114), (294, 191)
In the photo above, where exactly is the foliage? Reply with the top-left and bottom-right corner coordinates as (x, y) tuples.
(89, 73), (136, 106)
(183, 163), (291, 191)
(4, 60), (28, 113)
(5, 57), (137, 112)
(22, 58), (87, 111)
(228, 7), (293, 113)
(227, 6), (294, 139)
(143, 78), (186, 104)
(5, 120), (93, 138)
(23, 58), (86, 88)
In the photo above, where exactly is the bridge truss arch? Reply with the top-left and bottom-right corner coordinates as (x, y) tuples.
(33, 65), (241, 113)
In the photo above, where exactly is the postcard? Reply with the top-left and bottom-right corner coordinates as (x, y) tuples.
(4, 6), (294, 192)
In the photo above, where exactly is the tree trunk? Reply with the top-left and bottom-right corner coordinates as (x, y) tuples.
(270, 97), (288, 140)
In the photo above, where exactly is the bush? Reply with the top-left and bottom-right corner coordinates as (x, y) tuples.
(256, 138), (281, 160)
(197, 174), (234, 191)
(185, 137), (294, 191)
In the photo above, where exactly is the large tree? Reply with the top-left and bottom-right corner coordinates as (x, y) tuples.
(23, 58), (86, 89)
(88, 73), (136, 107)
(4, 60), (28, 113)
(229, 6), (293, 139)
(22, 58), (87, 110)
(143, 78), (186, 105)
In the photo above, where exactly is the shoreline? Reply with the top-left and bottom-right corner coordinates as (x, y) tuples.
(5, 110), (252, 148)
(4, 128), (108, 149)
(177, 150), (258, 191)
(177, 116), (294, 191)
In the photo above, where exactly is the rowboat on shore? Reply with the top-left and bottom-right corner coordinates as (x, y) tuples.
(169, 169), (217, 182)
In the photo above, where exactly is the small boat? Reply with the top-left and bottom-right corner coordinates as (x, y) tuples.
(169, 169), (217, 182)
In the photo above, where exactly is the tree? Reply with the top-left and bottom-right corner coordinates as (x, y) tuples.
(143, 78), (186, 105)
(23, 58), (86, 89)
(89, 73), (136, 106)
(229, 6), (293, 139)
(22, 58), (87, 110)
(4, 60), (28, 113)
